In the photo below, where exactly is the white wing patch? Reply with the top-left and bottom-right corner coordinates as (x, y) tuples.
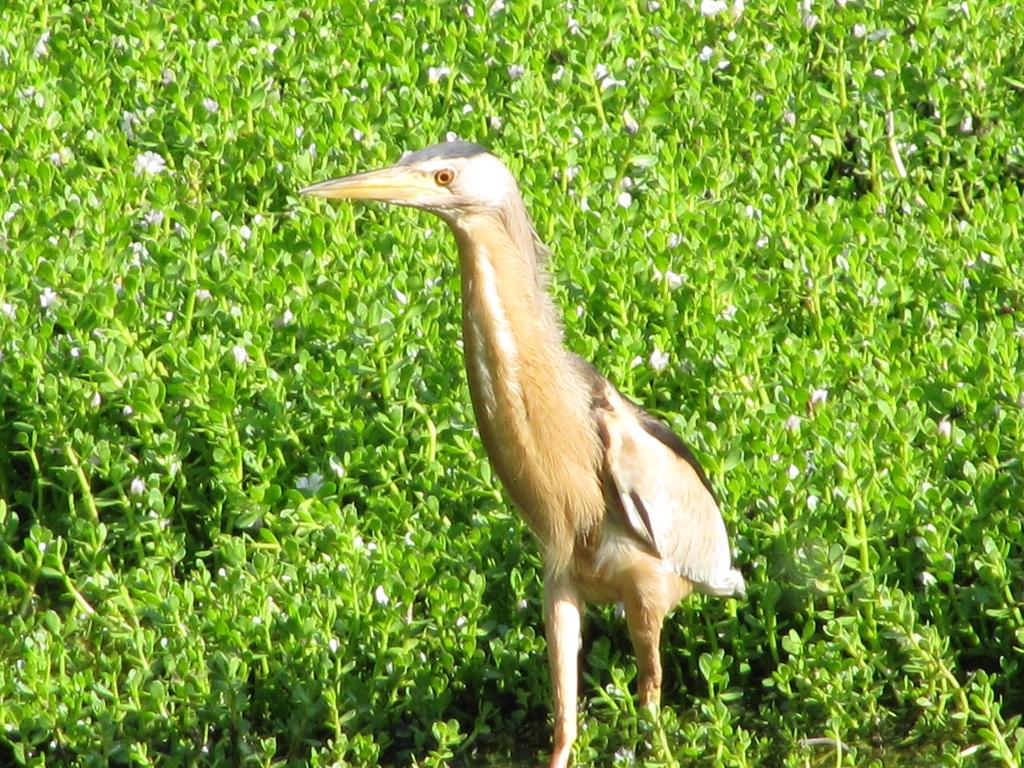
(599, 391), (745, 598)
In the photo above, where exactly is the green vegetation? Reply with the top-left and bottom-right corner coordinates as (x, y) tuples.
(1, 0), (1022, 765)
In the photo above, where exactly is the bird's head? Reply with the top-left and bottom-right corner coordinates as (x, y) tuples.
(301, 141), (519, 222)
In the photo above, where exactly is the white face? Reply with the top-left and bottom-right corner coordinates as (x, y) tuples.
(412, 152), (518, 214)
(448, 153), (518, 210)
(301, 143), (521, 221)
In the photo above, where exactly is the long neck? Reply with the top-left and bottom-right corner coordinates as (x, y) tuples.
(448, 210), (603, 571)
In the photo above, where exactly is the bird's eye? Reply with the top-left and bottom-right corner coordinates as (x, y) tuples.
(434, 168), (455, 186)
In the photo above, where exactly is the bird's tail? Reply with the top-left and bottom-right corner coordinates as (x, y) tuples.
(695, 569), (746, 599)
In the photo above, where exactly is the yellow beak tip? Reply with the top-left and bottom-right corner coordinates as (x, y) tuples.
(299, 183), (328, 198)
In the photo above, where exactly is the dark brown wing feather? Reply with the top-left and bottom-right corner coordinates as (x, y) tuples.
(578, 354), (745, 597)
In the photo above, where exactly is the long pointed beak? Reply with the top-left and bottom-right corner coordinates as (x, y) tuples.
(300, 165), (436, 205)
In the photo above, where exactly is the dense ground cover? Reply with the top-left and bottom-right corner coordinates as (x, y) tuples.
(1, 0), (1023, 765)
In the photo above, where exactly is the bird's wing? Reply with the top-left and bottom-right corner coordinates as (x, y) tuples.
(595, 385), (745, 598)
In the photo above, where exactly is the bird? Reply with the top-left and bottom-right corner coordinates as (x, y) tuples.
(301, 141), (745, 768)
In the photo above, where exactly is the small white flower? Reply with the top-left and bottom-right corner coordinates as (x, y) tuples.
(328, 637), (339, 653)
(462, 4), (475, 17)
(803, 12), (819, 28)
(428, 65), (451, 84)
(788, 464), (800, 480)
(134, 151), (167, 176)
(393, 288), (408, 305)
(232, 345), (249, 365)
(489, 0), (506, 14)
(937, 418), (952, 439)
(239, 224), (252, 241)
(196, 288), (212, 302)
(90, 392), (102, 408)
(623, 109), (640, 135)
(489, 115), (503, 130)
(35, 31), (50, 58)
(594, 63), (624, 90)
(374, 585), (390, 606)
(1, 302), (15, 319)
(699, 45), (715, 63)
(130, 477), (146, 496)
(786, 414), (801, 433)
(551, 65), (565, 82)
(807, 494), (819, 510)
(617, 191), (633, 208)
(700, 0), (728, 15)
(648, 0), (661, 9)
(649, 348), (670, 371)
(129, 241), (149, 265)
(717, 59), (731, 70)
(853, 23), (867, 38)
(123, 405), (134, 416)
(278, 308), (294, 326)
(784, 110), (797, 126)
(507, 64), (525, 80)
(630, 355), (644, 368)
(203, 98), (219, 114)
(329, 457), (344, 478)
(720, 304), (737, 321)
(959, 114), (974, 134)
(810, 388), (829, 407)
(731, 0), (746, 19)
(39, 287), (58, 308)
(568, 17), (582, 34)
(656, 268), (684, 289)
(143, 210), (165, 228)
(296, 472), (325, 493)
(919, 571), (937, 588)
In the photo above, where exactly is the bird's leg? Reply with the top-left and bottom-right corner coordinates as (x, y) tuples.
(624, 593), (679, 762)
(623, 595), (666, 710)
(545, 579), (582, 768)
